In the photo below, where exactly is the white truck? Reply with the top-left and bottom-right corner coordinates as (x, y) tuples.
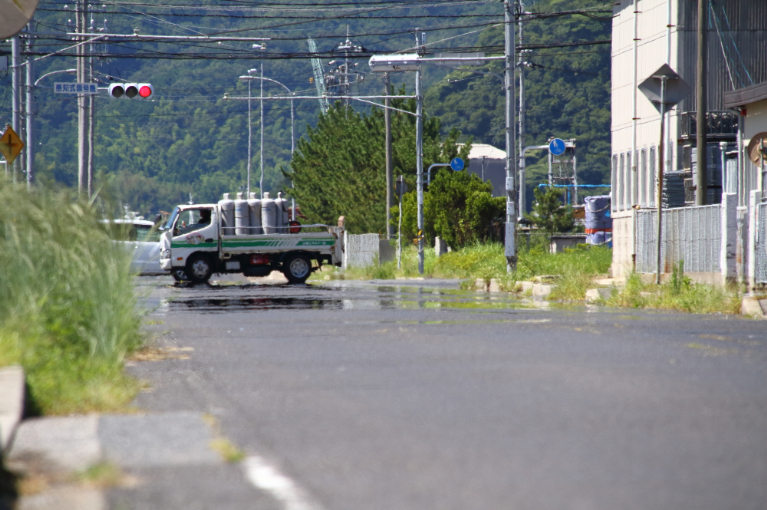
(159, 192), (344, 284)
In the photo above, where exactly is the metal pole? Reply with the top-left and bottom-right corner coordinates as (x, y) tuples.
(656, 77), (667, 285)
(259, 62), (264, 199)
(696, 0), (708, 205)
(548, 150), (552, 186)
(504, 0), (518, 271)
(416, 36), (425, 275)
(25, 28), (34, 189)
(290, 96), (295, 156)
(631, 0), (638, 206)
(11, 36), (21, 184)
(384, 72), (393, 239)
(77, 0), (87, 196)
(87, 13), (94, 199)
(247, 78), (252, 196)
(398, 175), (403, 270)
(573, 148), (578, 205)
(518, 1), (526, 217)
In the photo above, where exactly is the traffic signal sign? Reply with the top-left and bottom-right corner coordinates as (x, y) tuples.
(108, 83), (153, 99)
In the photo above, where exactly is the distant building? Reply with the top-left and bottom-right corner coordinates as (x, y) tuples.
(458, 143), (507, 197)
(610, 0), (767, 279)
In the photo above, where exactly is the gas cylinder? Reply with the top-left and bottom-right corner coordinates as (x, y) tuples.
(261, 192), (277, 234)
(234, 192), (250, 235)
(247, 192), (262, 235)
(275, 192), (289, 233)
(218, 193), (235, 235)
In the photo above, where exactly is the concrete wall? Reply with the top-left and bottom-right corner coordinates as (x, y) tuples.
(744, 99), (767, 142)
(342, 233), (379, 269)
(611, 211), (635, 278)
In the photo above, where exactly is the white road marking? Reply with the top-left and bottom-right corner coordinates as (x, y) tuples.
(243, 455), (323, 510)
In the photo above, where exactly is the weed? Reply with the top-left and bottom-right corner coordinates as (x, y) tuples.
(0, 182), (143, 414)
(210, 438), (246, 463)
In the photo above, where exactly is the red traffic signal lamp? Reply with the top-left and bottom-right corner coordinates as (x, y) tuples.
(108, 83), (153, 99)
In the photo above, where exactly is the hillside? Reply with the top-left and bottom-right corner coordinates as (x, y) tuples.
(0, 0), (611, 215)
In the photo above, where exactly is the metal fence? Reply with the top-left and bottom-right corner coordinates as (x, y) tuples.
(636, 205), (721, 274)
(757, 202), (767, 285)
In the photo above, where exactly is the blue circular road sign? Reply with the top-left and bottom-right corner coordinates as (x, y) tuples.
(450, 157), (465, 171)
(549, 138), (566, 156)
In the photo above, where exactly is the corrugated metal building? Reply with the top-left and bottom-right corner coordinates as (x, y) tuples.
(610, 0), (767, 278)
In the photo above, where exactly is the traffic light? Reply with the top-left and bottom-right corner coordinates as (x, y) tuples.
(108, 83), (153, 99)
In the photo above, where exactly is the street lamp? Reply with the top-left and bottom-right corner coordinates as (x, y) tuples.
(239, 71), (296, 199)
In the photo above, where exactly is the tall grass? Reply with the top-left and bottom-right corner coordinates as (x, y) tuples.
(0, 182), (142, 414)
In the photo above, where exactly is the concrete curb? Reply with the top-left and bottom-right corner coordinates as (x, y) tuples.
(0, 365), (25, 454)
(741, 297), (767, 319)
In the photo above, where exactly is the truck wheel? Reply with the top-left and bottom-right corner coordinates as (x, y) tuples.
(283, 254), (312, 284)
(187, 254), (213, 284)
(171, 268), (189, 282)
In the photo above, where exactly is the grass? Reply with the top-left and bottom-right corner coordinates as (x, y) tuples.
(0, 182), (144, 415)
(606, 271), (742, 315)
(312, 235), (613, 302)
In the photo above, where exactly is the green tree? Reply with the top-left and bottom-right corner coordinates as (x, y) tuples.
(526, 186), (575, 236)
(395, 169), (505, 248)
(287, 98), (470, 234)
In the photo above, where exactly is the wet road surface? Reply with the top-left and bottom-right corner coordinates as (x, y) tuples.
(115, 276), (767, 510)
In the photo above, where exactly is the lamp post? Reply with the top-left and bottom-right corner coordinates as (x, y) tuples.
(239, 71), (296, 197)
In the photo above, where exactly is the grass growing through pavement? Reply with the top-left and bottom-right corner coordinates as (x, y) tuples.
(0, 182), (143, 415)
(606, 270), (742, 315)
(312, 237), (613, 300)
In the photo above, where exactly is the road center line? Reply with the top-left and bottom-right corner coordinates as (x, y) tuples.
(243, 455), (323, 510)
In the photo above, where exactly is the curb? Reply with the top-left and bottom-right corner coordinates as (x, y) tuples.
(0, 365), (25, 454)
(741, 297), (767, 319)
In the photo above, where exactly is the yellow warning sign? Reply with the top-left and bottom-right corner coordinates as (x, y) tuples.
(0, 125), (24, 165)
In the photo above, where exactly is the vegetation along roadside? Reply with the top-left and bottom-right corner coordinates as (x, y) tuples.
(0, 182), (144, 415)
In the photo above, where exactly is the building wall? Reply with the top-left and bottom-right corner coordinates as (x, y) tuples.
(610, 0), (767, 277)
(745, 99), (767, 141)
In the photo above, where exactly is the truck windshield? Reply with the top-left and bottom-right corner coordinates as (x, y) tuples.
(163, 207), (180, 232)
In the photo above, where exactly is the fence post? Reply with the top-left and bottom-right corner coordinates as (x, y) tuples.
(720, 194), (737, 284)
(748, 190), (759, 291)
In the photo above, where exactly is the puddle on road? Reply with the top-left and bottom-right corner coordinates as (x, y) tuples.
(169, 296), (345, 312)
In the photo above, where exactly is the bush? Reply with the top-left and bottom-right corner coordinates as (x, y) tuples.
(0, 182), (143, 414)
(394, 170), (505, 248)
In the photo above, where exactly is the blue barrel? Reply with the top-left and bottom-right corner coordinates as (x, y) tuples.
(585, 195), (612, 246)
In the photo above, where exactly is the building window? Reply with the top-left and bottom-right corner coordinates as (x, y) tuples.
(610, 154), (618, 212)
(619, 153), (625, 210)
(641, 148), (648, 207)
(649, 146), (656, 208)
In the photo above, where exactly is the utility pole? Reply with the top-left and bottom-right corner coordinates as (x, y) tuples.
(696, 0), (708, 205)
(25, 22), (35, 188)
(11, 35), (21, 183)
(76, 0), (88, 196)
(384, 72), (393, 239)
(504, 0), (518, 271)
(518, 0), (526, 217)
(259, 62), (264, 198)
(416, 31), (425, 275)
(87, 10), (95, 198)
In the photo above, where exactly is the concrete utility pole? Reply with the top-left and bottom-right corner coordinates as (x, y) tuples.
(260, 62), (264, 198)
(25, 22), (34, 188)
(77, 0), (89, 196)
(696, 0), (708, 205)
(504, 0), (518, 271)
(384, 72), (393, 239)
(11, 35), (21, 183)
(416, 31), (425, 275)
(518, 0), (526, 217)
(87, 11), (95, 198)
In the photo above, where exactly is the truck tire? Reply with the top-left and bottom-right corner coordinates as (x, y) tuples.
(283, 254), (312, 284)
(186, 254), (213, 284)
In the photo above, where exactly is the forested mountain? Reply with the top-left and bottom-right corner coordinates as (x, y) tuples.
(0, 0), (611, 216)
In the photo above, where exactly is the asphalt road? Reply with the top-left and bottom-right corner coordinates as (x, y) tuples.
(114, 276), (767, 510)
